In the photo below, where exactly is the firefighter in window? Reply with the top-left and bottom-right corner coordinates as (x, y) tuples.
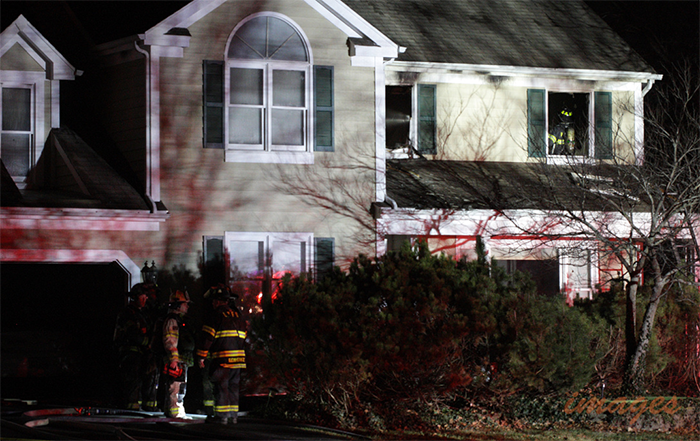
(548, 107), (575, 155)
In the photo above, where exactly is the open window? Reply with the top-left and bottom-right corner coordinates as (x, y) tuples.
(386, 84), (436, 155)
(528, 89), (612, 161)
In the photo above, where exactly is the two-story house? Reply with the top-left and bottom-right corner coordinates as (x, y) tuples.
(1, 0), (662, 397)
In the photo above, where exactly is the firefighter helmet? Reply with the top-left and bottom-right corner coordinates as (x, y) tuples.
(168, 290), (191, 304)
(559, 107), (573, 123)
(206, 285), (231, 301)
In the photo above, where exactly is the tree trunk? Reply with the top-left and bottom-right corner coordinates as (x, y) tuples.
(624, 276), (666, 394)
(625, 274), (639, 368)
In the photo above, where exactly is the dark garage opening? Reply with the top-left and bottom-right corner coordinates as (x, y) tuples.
(1, 262), (127, 406)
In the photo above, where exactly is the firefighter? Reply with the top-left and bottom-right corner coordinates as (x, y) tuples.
(161, 290), (195, 418)
(198, 285), (221, 417)
(548, 106), (575, 155)
(141, 282), (163, 411)
(195, 285), (247, 425)
(113, 283), (151, 410)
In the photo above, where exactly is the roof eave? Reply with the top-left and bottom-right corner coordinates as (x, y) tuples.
(387, 61), (662, 83)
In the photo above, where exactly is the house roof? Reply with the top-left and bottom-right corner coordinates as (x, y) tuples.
(1, 161), (23, 205)
(2, 1), (658, 76)
(3, 128), (149, 210)
(342, 0), (656, 74)
(385, 159), (648, 213)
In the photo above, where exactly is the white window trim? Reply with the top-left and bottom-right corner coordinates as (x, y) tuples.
(1, 71), (45, 187)
(223, 12), (314, 165)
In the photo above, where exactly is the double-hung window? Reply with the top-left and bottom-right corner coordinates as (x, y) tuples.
(223, 232), (335, 304)
(527, 89), (612, 161)
(1, 85), (34, 184)
(227, 14), (309, 152)
(225, 231), (312, 302)
(204, 13), (333, 164)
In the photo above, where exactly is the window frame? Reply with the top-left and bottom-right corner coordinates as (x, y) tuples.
(224, 231), (313, 282)
(384, 84), (437, 155)
(1, 73), (44, 187)
(528, 88), (613, 163)
(223, 13), (314, 164)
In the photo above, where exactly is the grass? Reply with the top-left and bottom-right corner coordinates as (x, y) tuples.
(352, 425), (694, 440)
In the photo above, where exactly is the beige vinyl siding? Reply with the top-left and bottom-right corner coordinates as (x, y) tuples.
(436, 82), (526, 162)
(97, 58), (147, 189)
(157, 0), (376, 270)
(0, 43), (43, 71)
(426, 82), (638, 164)
(611, 90), (637, 163)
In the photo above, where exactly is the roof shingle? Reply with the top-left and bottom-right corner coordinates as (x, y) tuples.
(343, 0), (655, 73)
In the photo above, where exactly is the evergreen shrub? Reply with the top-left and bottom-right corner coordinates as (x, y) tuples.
(250, 240), (607, 424)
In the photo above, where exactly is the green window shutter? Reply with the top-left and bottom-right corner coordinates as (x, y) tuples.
(203, 60), (224, 149)
(314, 66), (334, 152)
(527, 89), (546, 158)
(314, 237), (334, 281)
(418, 84), (436, 154)
(203, 236), (224, 287)
(595, 91), (613, 159)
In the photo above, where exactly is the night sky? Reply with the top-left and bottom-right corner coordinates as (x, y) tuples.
(585, 0), (700, 74)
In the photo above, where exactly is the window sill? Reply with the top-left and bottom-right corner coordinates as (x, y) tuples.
(225, 150), (314, 164)
(546, 155), (598, 166)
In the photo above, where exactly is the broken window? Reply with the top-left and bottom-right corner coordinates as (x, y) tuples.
(386, 86), (412, 150)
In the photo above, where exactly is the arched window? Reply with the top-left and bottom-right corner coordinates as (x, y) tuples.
(225, 14), (311, 160)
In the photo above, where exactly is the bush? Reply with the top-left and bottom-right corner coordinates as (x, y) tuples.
(250, 240), (608, 426)
(494, 294), (607, 394)
(647, 283), (700, 396)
